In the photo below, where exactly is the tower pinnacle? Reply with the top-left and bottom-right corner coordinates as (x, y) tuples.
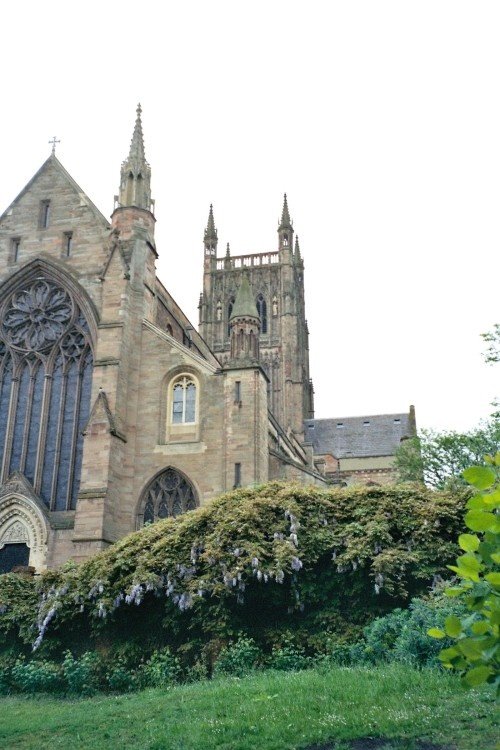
(278, 193), (293, 231)
(204, 204), (218, 257)
(204, 204), (217, 243)
(128, 103), (146, 165)
(278, 193), (294, 252)
(117, 104), (153, 212)
(294, 234), (302, 264)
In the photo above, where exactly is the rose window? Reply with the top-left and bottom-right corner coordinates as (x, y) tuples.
(3, 281), (72, 351)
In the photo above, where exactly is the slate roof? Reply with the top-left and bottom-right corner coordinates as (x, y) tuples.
(304, 411), (415, 459)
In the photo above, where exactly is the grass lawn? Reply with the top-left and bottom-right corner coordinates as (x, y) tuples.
(0, 664), (496, 750)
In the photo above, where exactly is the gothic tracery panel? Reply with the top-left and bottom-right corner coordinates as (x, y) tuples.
(0, 276), (94, 511)
(139, 468), (197, 526)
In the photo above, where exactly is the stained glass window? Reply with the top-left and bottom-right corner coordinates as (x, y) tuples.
(0, 276), (93, 511)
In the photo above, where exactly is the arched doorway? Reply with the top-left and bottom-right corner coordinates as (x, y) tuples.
(0, 487), (50, 572)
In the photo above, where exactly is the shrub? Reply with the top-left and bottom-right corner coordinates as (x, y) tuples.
(350, 592), (468, 667)
(107, 662), (138, 692)
(139, 648), (182, 688)
(362, 608), (409, 663)
(428, 461), (500, 692)
(62, 651), (102, 695)
(269, 639), (309, 671)
(0, 483), (468, 666)
(10, 659), (62, 693)
(213, 636), (262, 677)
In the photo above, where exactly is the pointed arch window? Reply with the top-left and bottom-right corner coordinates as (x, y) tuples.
(171, 376), (197, 424)
(139, 468), (197, 526)
(227, 296), (235, 336)
(0, 276), (93, 511)
(256, 294), (267, 333)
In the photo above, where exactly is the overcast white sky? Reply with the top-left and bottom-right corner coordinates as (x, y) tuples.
(1, 1), (498, 433)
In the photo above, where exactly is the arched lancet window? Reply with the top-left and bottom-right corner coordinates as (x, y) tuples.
(171, 376), (196, 424)
(227, 296), (235, 336)
(139, 468), (197, 526)
(0, 277), (93, 511)
(216, 300), (222, 321)
(256, 294), (267, 334)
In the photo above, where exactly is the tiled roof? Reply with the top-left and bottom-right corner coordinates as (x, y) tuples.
(304, 412), (414, 459)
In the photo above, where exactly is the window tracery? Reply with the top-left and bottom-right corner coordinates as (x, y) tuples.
(0, 276), (93, 511)
(139, 468), (197, 526)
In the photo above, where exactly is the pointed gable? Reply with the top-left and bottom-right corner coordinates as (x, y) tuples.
(0, 155), (111, 287)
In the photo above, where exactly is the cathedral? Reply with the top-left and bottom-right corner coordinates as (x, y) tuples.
(0, 106), (415, 574)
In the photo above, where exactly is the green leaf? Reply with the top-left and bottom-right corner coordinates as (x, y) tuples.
(445, 587), (465, 598)
(439, 646), (459, 660)
(491, 551), (500, 564)
(471, 621), (490, 635)
(465, 510), (497, 532)
(447, 565), (479, 583)
(482, 488), (500, 508)
(495, 452), (500, 467)
(463, 466), (496, 490)
(463, 665), (492, 687)
(427, 627), (446, 639)
(444, 615), (462, 637)
(456, 552), (482, 572)
(485, 572), (500, 587)
(466, 495), (489, 511)
(457, 638), (483, 660)
(458, 533), (480, 552)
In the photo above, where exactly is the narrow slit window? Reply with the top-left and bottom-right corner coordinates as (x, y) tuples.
(11, 238), (21, 262)
(234, 462), (241, 488)
(235, 381), (241, 403)
(39, 200), (51, 229)
(64, 232), (73, 256)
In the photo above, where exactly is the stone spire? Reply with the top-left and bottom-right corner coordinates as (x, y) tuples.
(129, 104), (146, 165)
(278, 193), (293, 252)
(278, 193), (293, 231)
(204, 204), (218, 256)
(117, 104), (153, 212)
(229, 275), (260, 361)
(230, 274), (259, 321)
(294, 234), (302, 265)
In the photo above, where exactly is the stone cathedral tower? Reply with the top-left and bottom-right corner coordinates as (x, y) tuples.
(199, 195), (314, 438)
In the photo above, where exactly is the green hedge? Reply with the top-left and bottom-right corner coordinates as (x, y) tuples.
(0, 482), (467, 667)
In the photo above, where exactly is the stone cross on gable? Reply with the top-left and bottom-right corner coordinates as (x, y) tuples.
(49, 136), (60, 155)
